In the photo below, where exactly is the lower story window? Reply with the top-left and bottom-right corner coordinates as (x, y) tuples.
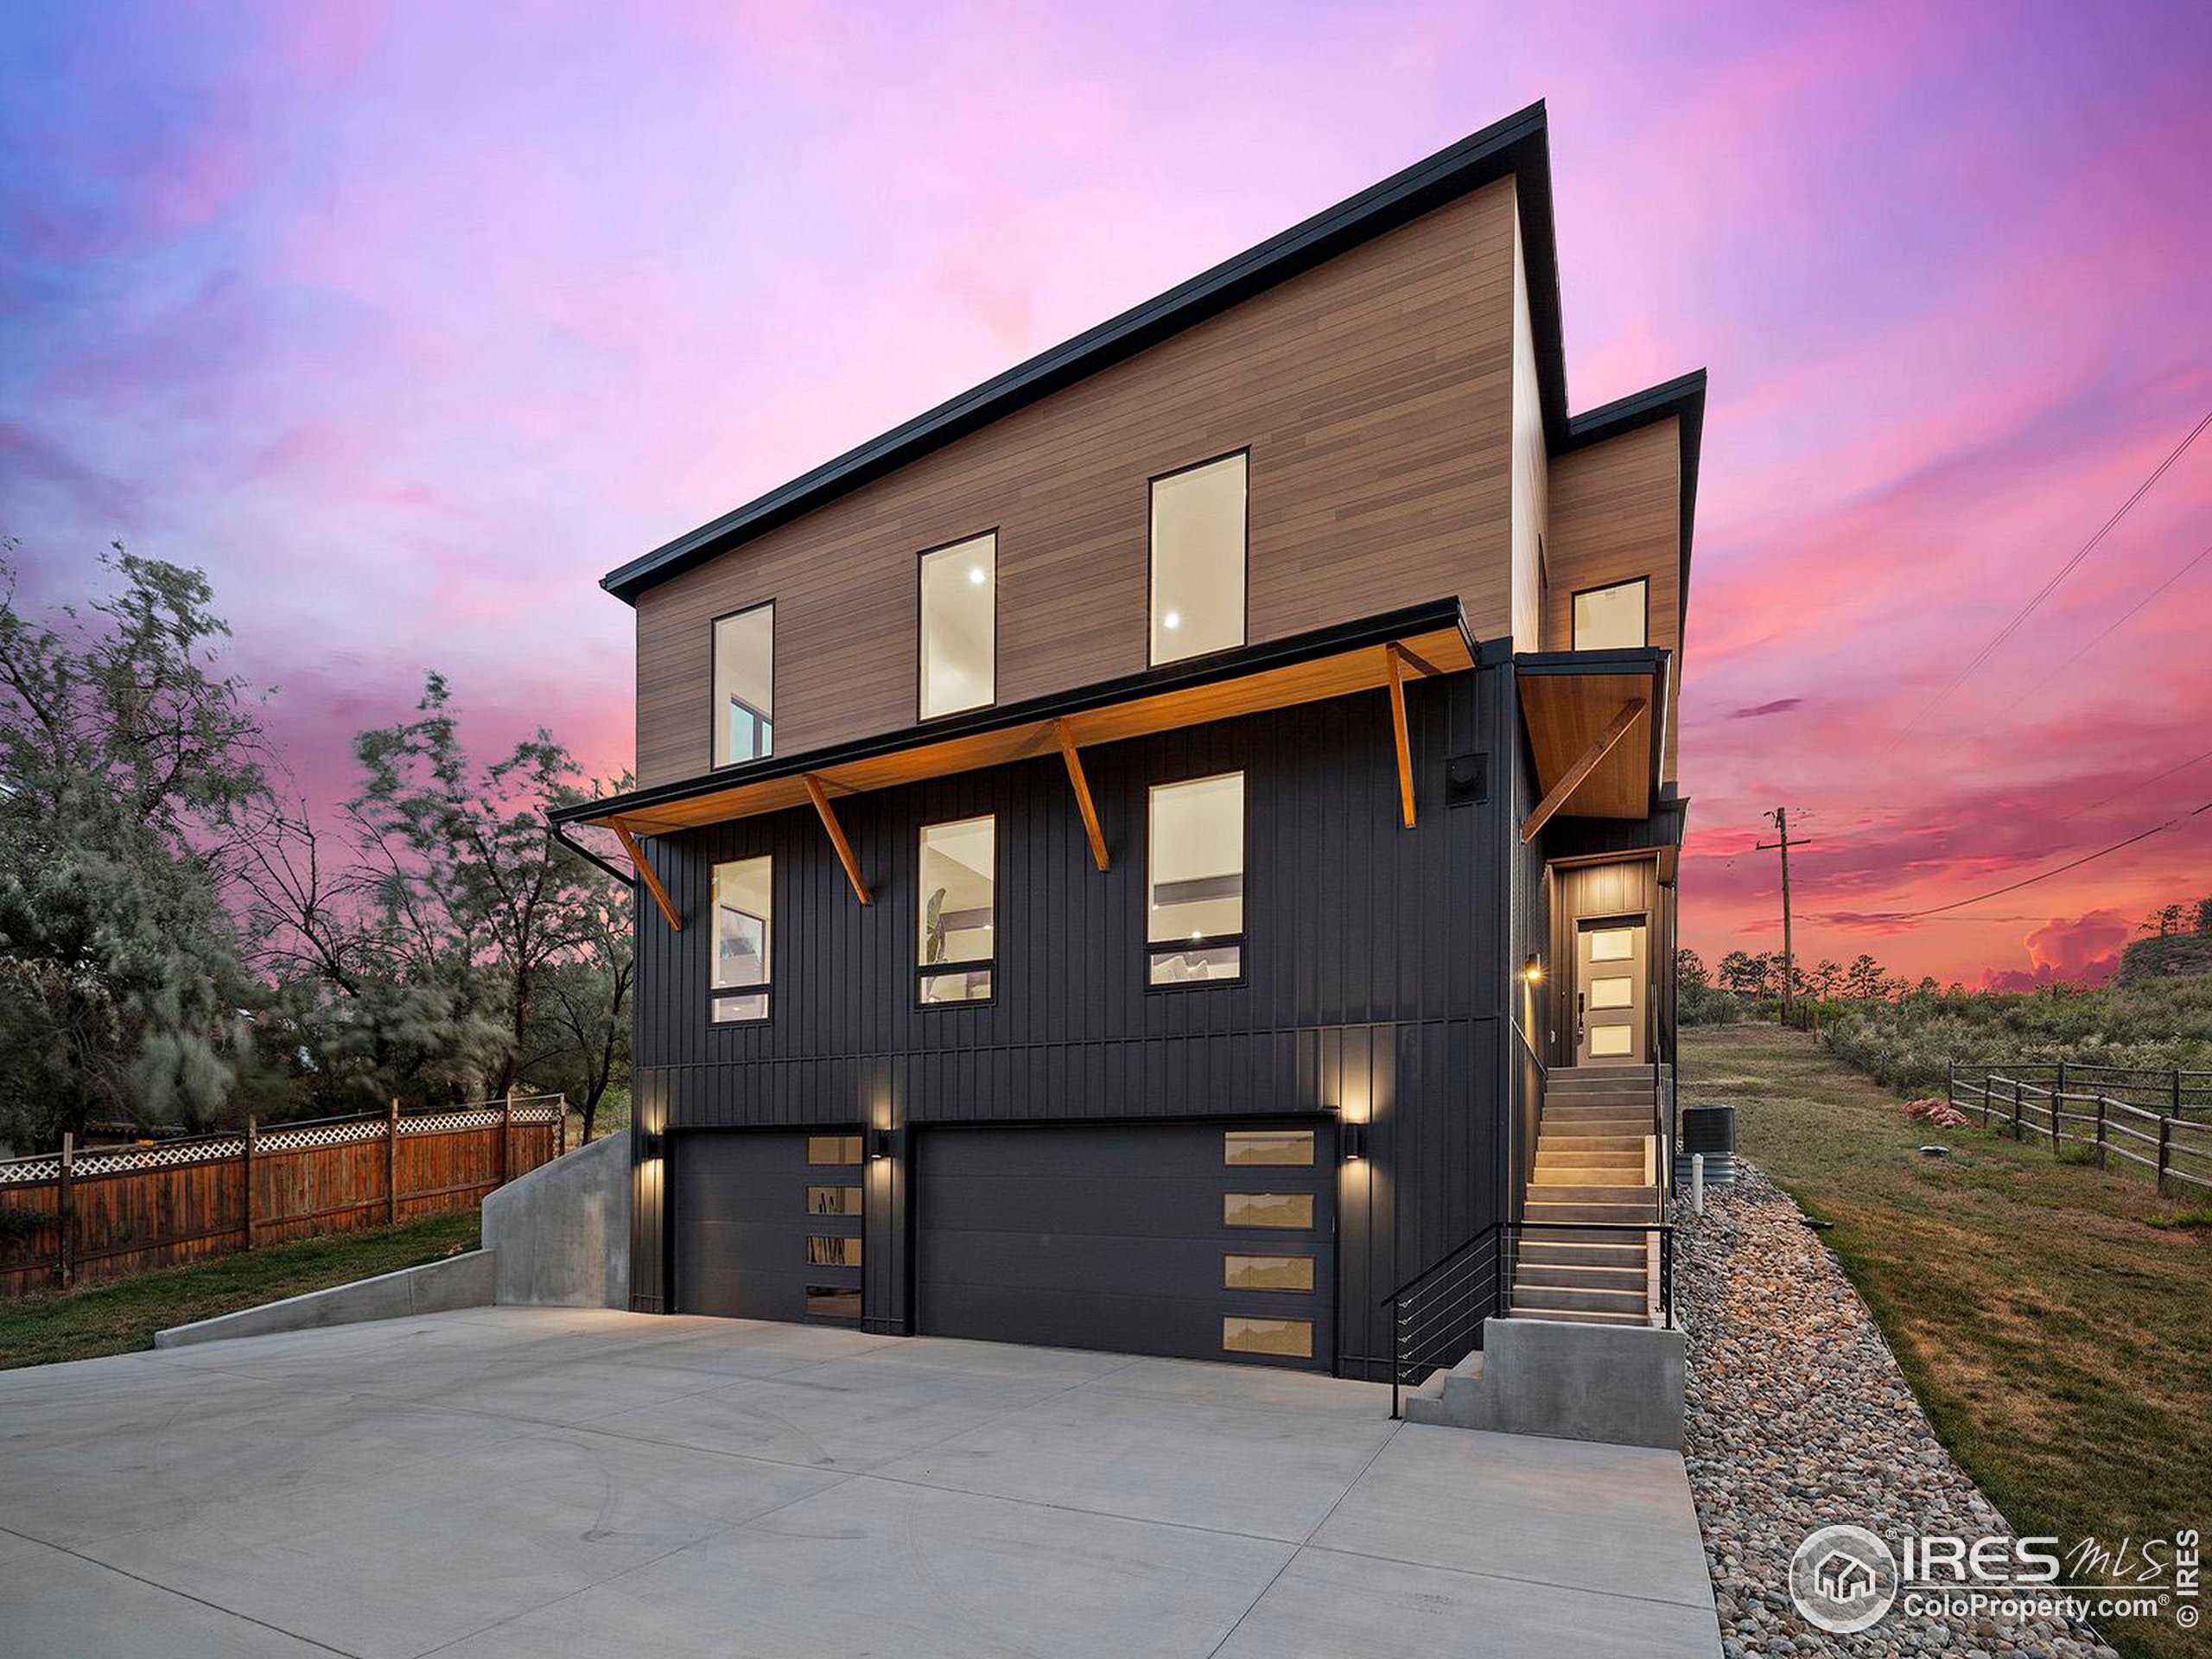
(1147, 772), (1244, 987)
(919, 816), (995, 1005)
(711, 855), (772, 1023)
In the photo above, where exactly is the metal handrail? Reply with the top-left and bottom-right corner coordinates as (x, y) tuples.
(1384, 1218), (1676, 1419)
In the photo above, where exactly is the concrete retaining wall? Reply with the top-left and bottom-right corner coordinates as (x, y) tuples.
(154, 1249), (496, 1348)
(481, 1128), (628, 1308)
(1405, 1316), (1686, 1448)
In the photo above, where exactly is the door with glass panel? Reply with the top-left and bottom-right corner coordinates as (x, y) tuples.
(1575, 918), (1648, 1065)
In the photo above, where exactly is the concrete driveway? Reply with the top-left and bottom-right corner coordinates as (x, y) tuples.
(0, 1309), (1719, 1657)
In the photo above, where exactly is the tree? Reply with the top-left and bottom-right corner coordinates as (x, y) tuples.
(0, 547), (266, 1145)
(1808, 958), (1843, 999)
(1843, 954), (1887, 1000)
(243, 675), (632, 1116)
(1716, 950), (1761, 995)
(1677, 948), (1710, 992)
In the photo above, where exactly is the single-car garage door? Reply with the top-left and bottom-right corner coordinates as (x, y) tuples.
(916, 1122), (1334, 1371)
(674, 1131), (865, 1324)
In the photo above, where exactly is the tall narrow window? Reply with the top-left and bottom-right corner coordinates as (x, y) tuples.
(712, 602), (775, 766)
(1147, 772), (1243, 985)
(918, 533), (995, 718)
(1149, 453), (1246, 664)
(710, 855), (772, 1022)
(918, 816), (995, 1004)
(1571, 578), (1648, 652)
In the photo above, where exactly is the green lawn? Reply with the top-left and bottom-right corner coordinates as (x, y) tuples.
(0, 1212), (480, 1371)
(1683, 1024), (2212, 1659)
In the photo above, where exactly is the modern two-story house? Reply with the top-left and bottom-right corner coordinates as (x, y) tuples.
(551, 100), (1704, 1390)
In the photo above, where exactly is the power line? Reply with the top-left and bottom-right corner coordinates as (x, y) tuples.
(1881, 407), (2212, 753)
(2056, 743), (2212, 823)
(1869, 797), (2212, 921)
(1940, 540), (2212, 759)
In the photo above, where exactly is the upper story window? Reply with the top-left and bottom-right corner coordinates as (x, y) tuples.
(918, 815), (995, 1004)
(1571, 577), (1648, 652)
(711, 855), (772, 1022)
(1147, 771), (1243, 986)
(918, 533), (996, 719)
(712, 601), (775, 766)
(1149, 452), (1247, 664)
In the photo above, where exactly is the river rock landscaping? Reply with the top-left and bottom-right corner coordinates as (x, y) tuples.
(1679, 1163), (2122, 1658)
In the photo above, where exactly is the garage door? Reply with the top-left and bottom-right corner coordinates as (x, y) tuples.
(916, 1122), (1334, 1371)
(673, 1131), (865, 1324)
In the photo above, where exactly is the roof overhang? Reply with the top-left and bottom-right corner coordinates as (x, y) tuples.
(556, 601), (1478, 837)
(1514, 649), (1671, 833)
(601, 102), (1566, 605)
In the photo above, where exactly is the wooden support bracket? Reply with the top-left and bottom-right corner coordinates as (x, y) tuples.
(804, 775), (873, 905)
(1519, 698), (1647, 842)
(611, 817), (683, 931)
(1385, 645), (1416, 830)
(1054, 719), (1110, 872)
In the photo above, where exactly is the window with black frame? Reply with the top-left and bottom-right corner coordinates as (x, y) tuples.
(1147, 772), (1243, 985)
(918, 816), (994, 1004)
(711, 601), (774, 765)
(710, 855), (772, 1021)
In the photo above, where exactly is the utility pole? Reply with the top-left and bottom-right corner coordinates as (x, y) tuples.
(1756, 809), (1800, 1019)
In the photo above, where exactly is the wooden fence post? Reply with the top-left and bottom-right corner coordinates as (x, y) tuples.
(242, 1117), (257, 1250)
(2175, 1071), (2185, 1120)
(2158, 1116), (2173, 1198)
(56, 1132), (73, 1292)
(2094, 1096), (2107, 1171)
(2012, 1077), (2024, 1141)
(499, 1087), (514, 1186)
(387, 1099), (401, 1225)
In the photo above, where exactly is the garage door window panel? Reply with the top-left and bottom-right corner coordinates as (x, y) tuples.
(1224, 1317), (1313, 1358)
(1224, 1192), (1314, 1229)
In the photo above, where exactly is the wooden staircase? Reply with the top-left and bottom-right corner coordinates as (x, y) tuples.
(1512, 1065), (1660, 1326)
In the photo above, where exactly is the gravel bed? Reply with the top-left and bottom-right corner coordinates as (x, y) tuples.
(1679, 1163), (2119, 1658)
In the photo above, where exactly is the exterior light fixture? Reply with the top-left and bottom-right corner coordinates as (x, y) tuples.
(867, 1124), (898, 1161)
(1522, 953), (1545, 984)
(1341, 1121), (1369, 1161)
(638, 1130), (667, 1160)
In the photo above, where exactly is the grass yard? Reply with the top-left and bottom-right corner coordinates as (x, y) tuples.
(0, 1211), (480, 1371)
(1684, 1024), (2212, 1659)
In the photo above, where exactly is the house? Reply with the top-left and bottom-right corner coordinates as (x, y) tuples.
(550, 99), (1704, 1391)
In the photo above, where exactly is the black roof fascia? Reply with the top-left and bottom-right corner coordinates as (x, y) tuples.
(601, 102), (1566, 604)
(550, 597), (1478, 828)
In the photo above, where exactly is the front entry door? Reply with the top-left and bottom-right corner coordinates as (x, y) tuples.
(1576, 918), (1648, 1065)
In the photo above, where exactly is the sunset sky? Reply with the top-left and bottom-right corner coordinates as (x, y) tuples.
(4, 2), (2209, 987)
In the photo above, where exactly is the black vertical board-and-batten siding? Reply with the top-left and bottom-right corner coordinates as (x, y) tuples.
(629, 670), (1515, 1374)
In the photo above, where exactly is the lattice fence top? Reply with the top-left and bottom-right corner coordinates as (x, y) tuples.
(0, 1094), (565, 1186)
(257, 1120), (387, 1154)
(399, 1108), (504, 1136)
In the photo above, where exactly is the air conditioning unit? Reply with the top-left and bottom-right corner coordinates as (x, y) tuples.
(1674, 1104), (1737, 1187)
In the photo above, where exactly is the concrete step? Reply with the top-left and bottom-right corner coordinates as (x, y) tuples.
(1535, 1147), (1644, 1166)
(1512, 1261), (1647, 1293)
(1535, 1134), (1646, 1154)
(1510, 1283), (1649, 1316)
(1550, 1065), (1656, 1082)
(1535, 1156), (1645, 1177)
(1520, 1183), (1655, 1204)
(1517, 1240), (1649, 1268)
(1507, 1304), (1651, 1327)
(1530, 1166), (1645, 1187)
(1522, 1199), (1661, 1224)
(1540, 1109), (1653, 1127)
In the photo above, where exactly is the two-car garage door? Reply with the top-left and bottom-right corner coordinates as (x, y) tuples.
(916, 1122), (1334, 1371)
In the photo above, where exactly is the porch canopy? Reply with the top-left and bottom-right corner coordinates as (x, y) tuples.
(1513, 648), (1672, 842)
(551, 599), (1477, 918)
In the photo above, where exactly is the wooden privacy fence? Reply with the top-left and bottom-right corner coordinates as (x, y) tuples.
(0, 1093), (565, 1298)
(1948, 1064), (2212, 1197)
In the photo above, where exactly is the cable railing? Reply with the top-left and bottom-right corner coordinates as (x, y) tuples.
(1382, 1219), (1675, 1420)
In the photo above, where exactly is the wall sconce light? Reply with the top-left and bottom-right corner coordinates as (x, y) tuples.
(1341, 1121), (1368, 1161)
(867, 1124), (899, 1162)
(1522, 953), (1546, 985)
(638, 1130), (666, 1160)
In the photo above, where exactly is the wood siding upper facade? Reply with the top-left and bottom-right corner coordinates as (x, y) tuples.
(636, 179), (1522, 788)
(1541, 418), (1684, 779)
